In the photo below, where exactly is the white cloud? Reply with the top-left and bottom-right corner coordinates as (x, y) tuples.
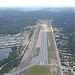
(0, 0), (75, 7)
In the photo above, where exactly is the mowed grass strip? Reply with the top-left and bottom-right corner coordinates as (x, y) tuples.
(48, 31), (56, 51)
(47, 22), (56, 51)
(48, 30), (58, 63)
(27, 65), (49, 75)
(47, 22), (58, 62)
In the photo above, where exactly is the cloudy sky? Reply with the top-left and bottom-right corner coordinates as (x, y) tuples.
(0, 0), (75, 7)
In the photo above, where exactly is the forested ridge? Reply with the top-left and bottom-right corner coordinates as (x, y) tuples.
(0, 7), (74, 34)
(0, 7), (74, 57)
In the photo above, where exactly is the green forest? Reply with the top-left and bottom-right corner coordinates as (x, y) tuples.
(0, 7), (74, 34)
(0, 7), (74, 74)
(0, 7), (74, 61)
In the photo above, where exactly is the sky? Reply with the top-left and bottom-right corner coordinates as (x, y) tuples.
(0, 0), (75, 7)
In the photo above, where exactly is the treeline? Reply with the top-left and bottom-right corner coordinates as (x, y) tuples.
(0, 7), (74, 34)
(0, 46), (22, 74)
(68, 34), (75, 58)
(0, 7), (74, 58)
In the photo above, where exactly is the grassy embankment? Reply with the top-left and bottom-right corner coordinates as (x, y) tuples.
(26, 65), (50, 75)
(47, 21), (61, 75)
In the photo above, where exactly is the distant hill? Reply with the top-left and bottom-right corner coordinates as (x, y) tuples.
(0, 7), (74, 34)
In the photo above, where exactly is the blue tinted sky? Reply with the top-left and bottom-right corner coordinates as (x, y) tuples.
(0, 0), (75, 7)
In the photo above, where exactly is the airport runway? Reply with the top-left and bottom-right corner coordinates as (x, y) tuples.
(38, 24), (48, 65)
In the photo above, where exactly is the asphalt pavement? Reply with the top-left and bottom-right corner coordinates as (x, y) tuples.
(37, 24), (48, 65)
